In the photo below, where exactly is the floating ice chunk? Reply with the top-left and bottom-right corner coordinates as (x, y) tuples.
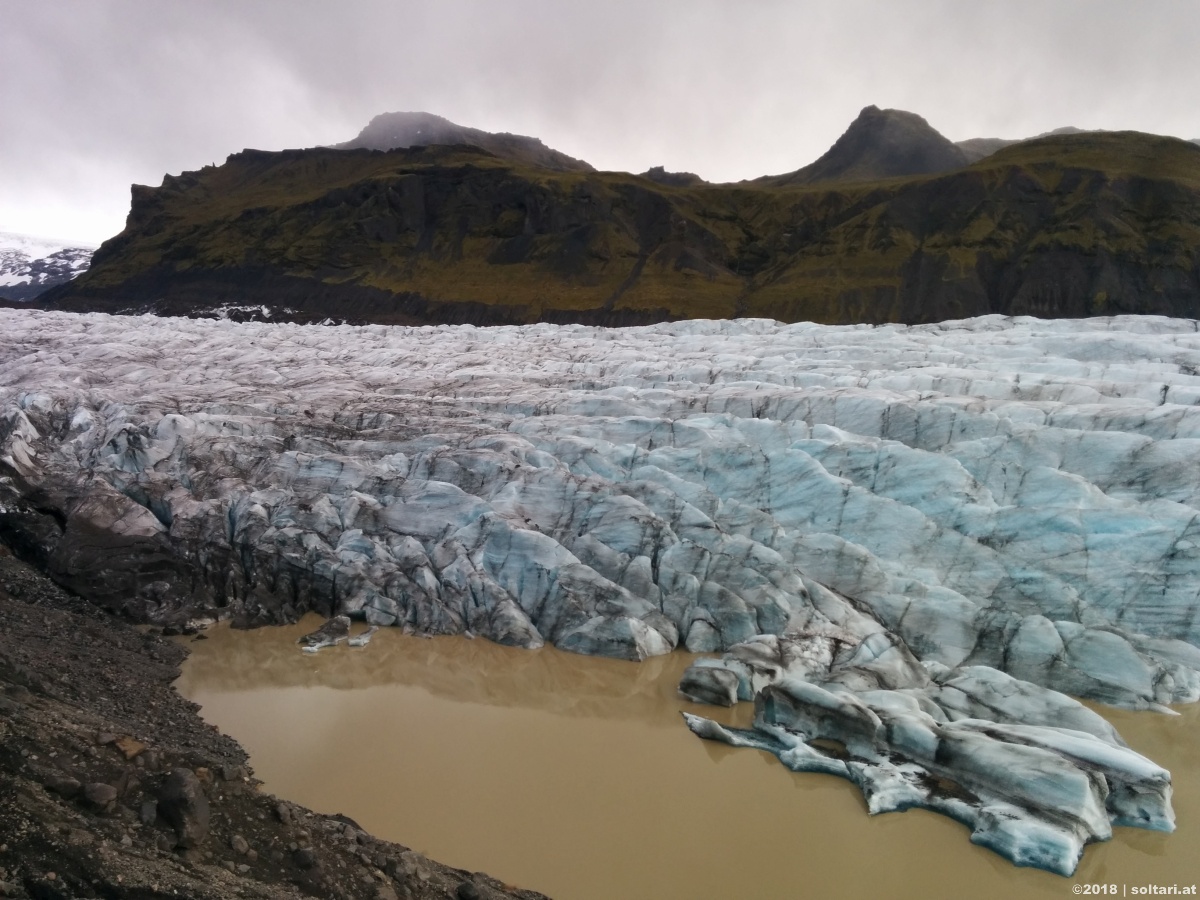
(684, 631), (1176, 875)
(348, 626), (379, 648)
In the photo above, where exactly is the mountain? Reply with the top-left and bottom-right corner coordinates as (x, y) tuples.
(334, 110), (593, 173)
(39, 115), (1200, 326)
(639, 166), (705, 187)
(0, 232), (94, 301)
(957, 126), (1091, 164)
(956, 137), (1015, 164)
(761, 105), (969, 186)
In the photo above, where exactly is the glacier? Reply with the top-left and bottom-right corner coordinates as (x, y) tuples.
(0, 231), (94, 300)
(2, 308), (1200, 873)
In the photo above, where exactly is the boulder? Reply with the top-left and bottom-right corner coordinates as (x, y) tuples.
(157, 768), (210, 848)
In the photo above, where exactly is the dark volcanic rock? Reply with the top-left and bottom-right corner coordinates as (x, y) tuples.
(157, 768), (210, 848)
(639, 165), (704, 187)
(0, 545), (549, 899)
(83, 781), (118, 811)
(43, 773), (82, 799)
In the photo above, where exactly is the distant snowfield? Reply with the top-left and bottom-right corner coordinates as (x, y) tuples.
(0, 230), (94, 258)
(0, 231), (95, 291)
(3, 309), (1200, 871)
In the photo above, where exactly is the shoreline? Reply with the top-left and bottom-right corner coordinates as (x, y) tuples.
(0, 541), (549, 900)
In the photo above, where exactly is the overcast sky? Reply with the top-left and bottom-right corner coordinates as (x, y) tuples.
(3, 0), (1198, 246)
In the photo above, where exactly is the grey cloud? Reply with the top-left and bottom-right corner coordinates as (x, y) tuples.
(2, 0), (1197, 243)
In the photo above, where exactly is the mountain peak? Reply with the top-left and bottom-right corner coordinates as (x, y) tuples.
(0, 231), (94, 302)
(771, 105), (968, 186)
(639, 165), (704, 187)
(338, 111), (484, 150)
(334, 111), (593, 173)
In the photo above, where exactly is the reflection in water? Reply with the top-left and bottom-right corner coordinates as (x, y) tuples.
(177, 617), (1200, 900)
(179, 616), (716, 727)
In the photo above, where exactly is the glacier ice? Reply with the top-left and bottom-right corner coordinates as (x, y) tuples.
(679, 633), (1173, 875)
(2, 308), (1199, 872)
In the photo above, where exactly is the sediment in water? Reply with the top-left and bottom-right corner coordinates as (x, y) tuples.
(178, 618), (1200, 900)
(0, 544), (548, 900)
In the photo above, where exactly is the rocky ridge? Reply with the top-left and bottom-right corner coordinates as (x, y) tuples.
(638, 166), (705, 187)
(956, 126), (1093, 164)
(40, 117), (1200, 325)
(334, 111), (593, 173)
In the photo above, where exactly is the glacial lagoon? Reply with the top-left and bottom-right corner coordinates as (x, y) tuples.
(177, 617), (1200, 900)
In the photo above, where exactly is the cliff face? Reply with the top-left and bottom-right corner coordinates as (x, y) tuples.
(42, 129), (1200, 326)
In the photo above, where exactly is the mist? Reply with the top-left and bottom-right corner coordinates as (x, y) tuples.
(3, 0), (1197, 244)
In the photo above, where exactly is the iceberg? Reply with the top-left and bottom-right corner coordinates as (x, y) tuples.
(680, 634), (1173, 875)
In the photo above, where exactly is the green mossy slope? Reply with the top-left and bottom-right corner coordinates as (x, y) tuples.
(44, 132), (1200, 325)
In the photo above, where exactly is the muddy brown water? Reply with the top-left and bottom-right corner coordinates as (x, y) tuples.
(176, 616), (1200, 900)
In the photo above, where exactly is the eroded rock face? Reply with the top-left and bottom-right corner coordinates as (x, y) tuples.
(3, 309), (1200, 871)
